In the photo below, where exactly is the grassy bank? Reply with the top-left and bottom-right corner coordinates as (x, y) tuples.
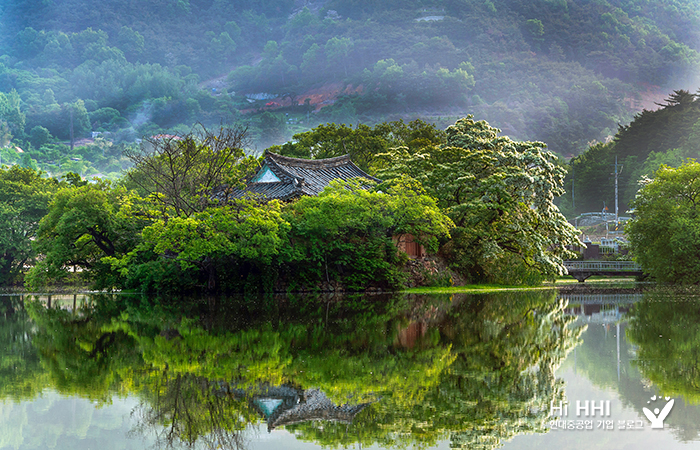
(404, 276), (644, 294)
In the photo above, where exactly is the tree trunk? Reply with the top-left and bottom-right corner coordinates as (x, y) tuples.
(205, 257), (217, 293)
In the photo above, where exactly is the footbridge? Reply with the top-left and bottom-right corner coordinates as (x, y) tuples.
(563, 261), (644, 282)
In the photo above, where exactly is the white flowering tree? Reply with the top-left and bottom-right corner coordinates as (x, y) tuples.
(378, 115), (581, 283)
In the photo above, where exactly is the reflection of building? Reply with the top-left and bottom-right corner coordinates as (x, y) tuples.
(223, 385), (375, 432)
(395, 321), (428, 348)
(560, 294), (643, 383)
(560, 294), (641, 324)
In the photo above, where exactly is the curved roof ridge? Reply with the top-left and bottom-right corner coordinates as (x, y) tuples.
(265, 151), (352, 169)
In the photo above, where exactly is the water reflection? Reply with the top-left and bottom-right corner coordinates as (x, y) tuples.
(506, 289), (700, 450)
(627, 290), (700, 441)
(0, 290), (583, 449)
(130, 373), (249, 449)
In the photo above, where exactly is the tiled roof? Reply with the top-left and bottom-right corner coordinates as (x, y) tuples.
(223, 151), (381, 201)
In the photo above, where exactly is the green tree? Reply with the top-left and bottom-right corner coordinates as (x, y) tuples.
(67, 99), (91, 139)
(627, 161), (700, 283)
(124, 125), (253, 219)
(525, 19), (544, 37)
(112, 199), (290, 292)
(281, 178), (454, 290)
(300, 43), (324, 79)
(29, 125), (51, 149)
(275, 119), (445, 172)
(26, 181), (145, 289)
(324, 36), (353, 77)
(209, 32), (237, 59)
(378, 115), (580, 283)
(567, 90), (700, 215)
(0, 90), (25, 136)
(116, 26), (145, 60)
(0, 166), (59, 285)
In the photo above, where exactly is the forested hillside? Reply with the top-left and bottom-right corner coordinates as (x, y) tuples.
(0, 0), (699, 179)
(563, 89), (700, 217)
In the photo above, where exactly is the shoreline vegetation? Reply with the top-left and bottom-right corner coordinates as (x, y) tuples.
(7, 117), (584, 294)
(407, 277), (649, 294)
(8, 93), (700, 293)
(9, 102), (697, 294)
(1, 277), (650, 297)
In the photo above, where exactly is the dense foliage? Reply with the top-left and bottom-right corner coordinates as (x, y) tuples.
(378, 115), (580, 282)
(279, 178), (454, 290)
(0, 0), (698, 178)
(26, 129), (455, 291)
(26, 180), (145, 288)
(272, 118), (446, 171)
(14, 114), (584, 290)
(626, 161), (700, 283)
(563, 89), (700, 217)
(0, 166), (59, 285)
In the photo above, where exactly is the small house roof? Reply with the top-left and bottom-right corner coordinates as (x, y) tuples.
(222, 151), (381, 201)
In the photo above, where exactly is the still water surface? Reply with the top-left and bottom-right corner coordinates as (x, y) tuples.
(0, 289), (698, 449)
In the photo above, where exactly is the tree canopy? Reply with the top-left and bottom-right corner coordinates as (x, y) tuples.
(563, 89), (700, 217)
(378, 115), (580, 283)
(26, 180), (145, 289)
(272, 119), (446, 172)
(0, 166), (59, 285)
(626, 160), (700, 283)
(0, 0), (698, 175)
(123, 124), (255, 218)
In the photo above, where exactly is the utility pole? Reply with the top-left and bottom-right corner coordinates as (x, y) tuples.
(572, 166), (575, 212)
(69, 107), (75, 152)
(613, 156), (622, 225)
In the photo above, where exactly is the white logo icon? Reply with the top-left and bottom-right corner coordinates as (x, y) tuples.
(642, 395), (674, 429)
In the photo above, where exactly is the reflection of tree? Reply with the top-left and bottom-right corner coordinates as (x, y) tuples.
(0, 295), (44, 401)
(131, 372), (250, 449)
(23, 297), (257, 449)
(25, 298), (143, 403)
(441, 291), (581, 449)
(289, 291), (582, 450)
(13, 291), (580, 450)
(627, 290), (700, 440)
(627, 291), (700, 401)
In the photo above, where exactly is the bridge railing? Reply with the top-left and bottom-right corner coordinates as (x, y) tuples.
(558, 293), (643, 304)
(563, 261), (642, 271)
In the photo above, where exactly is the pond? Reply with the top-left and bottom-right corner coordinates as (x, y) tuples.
(0, 289), (699, 449)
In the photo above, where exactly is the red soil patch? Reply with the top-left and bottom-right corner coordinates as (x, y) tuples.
(240, 83), (363, 114)
(624, 83), (668, 112)
(296, 83), (363, 111)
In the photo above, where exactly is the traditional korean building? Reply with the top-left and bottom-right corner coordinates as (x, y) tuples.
(217, 151), (426, 258)
(221, 151), (381, 202)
